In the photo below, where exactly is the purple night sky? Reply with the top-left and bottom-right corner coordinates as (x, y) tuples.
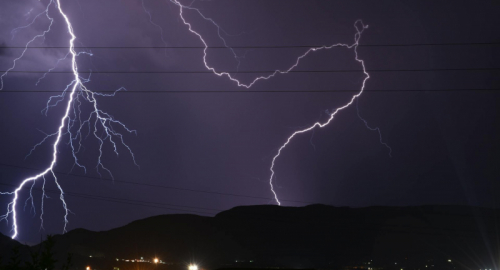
(0, 0), (499, 244)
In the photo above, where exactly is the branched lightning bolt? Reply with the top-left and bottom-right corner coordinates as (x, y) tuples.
(0, 1), (55, 91)
(143, 0), (246, 69)
(173, 0), (327, 88)
(1, 0), (137, 239)
(171, 1), (248, 70)
(168, 1), (390, 205)
(1, 0), (391, 239)
(265, 22), (369, 205)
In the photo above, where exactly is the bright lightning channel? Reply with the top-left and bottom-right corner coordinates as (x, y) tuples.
(164, 1), (391, 205)
(0, 0), (137, 239)
(0, 0), (392, 240)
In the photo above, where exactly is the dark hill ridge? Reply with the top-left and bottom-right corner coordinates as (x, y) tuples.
(3, 204), (500, 270)
(0, 230), (31, 262)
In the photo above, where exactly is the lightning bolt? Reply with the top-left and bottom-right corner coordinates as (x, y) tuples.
(1, 0), (137, 239)
(1, 0), (391, 239)
(167, 1), (390, 205)
(0, 1), (54, 91)
(142, 0), (247, 69)
(173, 0), (342, 89)
(356, 99), (393, 157)
(267, 22), (369, 205)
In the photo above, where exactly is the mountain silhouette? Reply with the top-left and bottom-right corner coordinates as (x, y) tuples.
(2, 204), (499, 270)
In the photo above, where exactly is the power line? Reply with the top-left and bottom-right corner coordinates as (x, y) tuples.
(0, 181), (496, 238)
(3, 68), (499, 74)
(0, 182), (217, 215)
(0, 163), (314, 204)
(2, 42), (500, 49)
(1, 171), (499, 237)
(2, 178), (497, 220)
(1, 88), (498, 93)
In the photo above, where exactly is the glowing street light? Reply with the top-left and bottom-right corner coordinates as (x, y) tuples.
(154, 258), (159, 264)
(189, 264), (198, 270)
(86, 267), (90, 270)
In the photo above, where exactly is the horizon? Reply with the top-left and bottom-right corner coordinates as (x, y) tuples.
(2, 203), (500, 270)
(5, 202), (500, 246)
(1, 0), (499, 247)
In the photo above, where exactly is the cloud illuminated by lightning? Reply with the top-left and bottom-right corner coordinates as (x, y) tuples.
(0, 0), (137, 239)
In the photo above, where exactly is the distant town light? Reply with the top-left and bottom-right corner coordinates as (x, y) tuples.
(154, 258), (159, 264)
(86, 266), (90, 270)
(189, 264), (198, 270)
(448, 260), (452, 262)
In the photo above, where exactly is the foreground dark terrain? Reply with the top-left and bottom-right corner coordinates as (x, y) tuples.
(2, 204), (500, 270)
